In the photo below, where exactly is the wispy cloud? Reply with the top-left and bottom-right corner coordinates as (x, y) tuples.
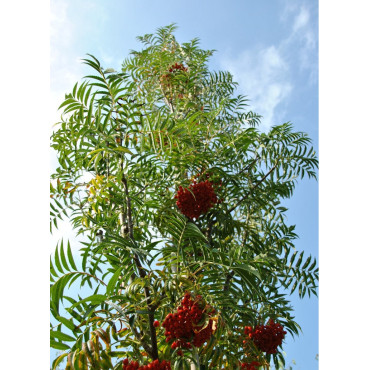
(50, 0), (86, 128)
(281, 2), (318, 79)
(222, 46), (292, 131)
(50, 0), (118, 128)
(220, 1), (317, 131)
(293, 6), (310, 32)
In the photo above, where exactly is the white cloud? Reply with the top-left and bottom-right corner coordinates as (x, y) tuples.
(281, 3), (317, 78)
(222, 45), (292, 131)
(293, 6), (310, 33)
(50, 0), (71, 44)
(220, 1), (317, 131)
(49, 1), (116, 129)
(50, 0), (85, 123)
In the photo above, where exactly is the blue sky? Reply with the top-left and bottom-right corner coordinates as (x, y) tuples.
(50, 0), (318, 368)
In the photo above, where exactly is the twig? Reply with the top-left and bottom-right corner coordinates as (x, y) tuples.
(227, 164), (277, 215)
(129, 320), (154, 358)
(223, 271), (235, 292)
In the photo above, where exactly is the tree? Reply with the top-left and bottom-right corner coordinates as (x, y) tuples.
(50, 24), (318, 370)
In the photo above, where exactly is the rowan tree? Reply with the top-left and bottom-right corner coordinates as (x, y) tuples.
(50, 24), (318, 370)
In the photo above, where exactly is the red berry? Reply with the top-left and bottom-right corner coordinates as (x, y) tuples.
(175, 180), (218, 219)
(162, 293), (216, 351)
(244, 319), (287, 354)
(123, 358), (171, 370)
(240, 361), (261, 370)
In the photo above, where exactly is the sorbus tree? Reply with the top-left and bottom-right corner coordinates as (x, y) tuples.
(50, 24), (318, 370)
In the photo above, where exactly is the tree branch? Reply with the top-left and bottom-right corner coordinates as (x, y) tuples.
(129, 320), (154, 358)
(227, 164), (277, 215)
(204, 214), (216, 247)
(121, 169), (159, 360)
(236, 154), (261, 178)
(252, 164), (277, 190)
(223, 270), (235, 292)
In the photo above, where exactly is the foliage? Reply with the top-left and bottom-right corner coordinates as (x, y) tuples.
(50, 24), (318, 370)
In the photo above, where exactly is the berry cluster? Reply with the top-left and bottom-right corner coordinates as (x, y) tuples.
(244, 319), (287, 354)
(160, 63), (189, 102)
(160, 63), (188, 86)
(175, 180), (218, 219)
(122, 359), (171, 370)
(240, 361), (261, 370)
(168, 63), (188, 73)
(162, 293), (216, 352)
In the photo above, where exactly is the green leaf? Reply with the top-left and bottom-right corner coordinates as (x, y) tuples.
(51, 330), (76, 342)
(129, 314), (136, 328)
(52, 353), (68, 370)
(105, 300), (127, 317)
(112, 146), (133, 155)
(59, 240), (70, 272)
(106, 267), (124, 296)
(67, 241), (78, 270)
(50, 340), (71, 351)
(50, 257), (59, 278)
(77, 351), (88, 369)
(72, 82), (78, 97)
(184, 221), (208, 242)
(54, 243), (64, 274)
(86, 148), (104, 159)
(302, 255), (312, 270)
(57, 315), (78, 332)
(233, 263), (261, 280)
(70, 294), (106, 309)
(295, 251), (304, 268)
